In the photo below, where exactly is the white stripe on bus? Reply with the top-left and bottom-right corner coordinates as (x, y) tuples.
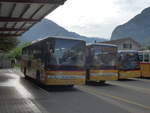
(47, 75), (85, 79)
(90, 73), (118, 76)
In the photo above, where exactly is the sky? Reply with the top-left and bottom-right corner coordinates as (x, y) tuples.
(46, 0), (150, 39)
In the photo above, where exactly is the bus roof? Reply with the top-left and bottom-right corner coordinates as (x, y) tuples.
(31, 36), (85, 44)
(23, 36), (85, 50)
(86, 43), (117, 47)
(118, 50), (138, 53)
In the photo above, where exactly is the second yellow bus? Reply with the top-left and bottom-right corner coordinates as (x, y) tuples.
(86, 43), (118, 83)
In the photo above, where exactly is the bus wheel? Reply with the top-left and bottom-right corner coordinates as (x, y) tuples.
(24, 68), (27, 79)
(36, 70), (41, 83)
(67, 85), (74, 88)
(99, 80), (106, 84)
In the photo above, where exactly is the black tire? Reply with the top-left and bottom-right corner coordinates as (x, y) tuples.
(99, 80), (106, 84)
(36, 70), (41, 83)
(86, 69), (90, 81)
(24, 67), (27, 79)
(118, 71), (120, 80)
(67, 85), (74, 88)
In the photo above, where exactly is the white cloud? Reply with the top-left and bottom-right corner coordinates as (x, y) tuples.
(47, 0), (118, 25)
(67, 23), (117, 38)
(46, 0), (150, 39)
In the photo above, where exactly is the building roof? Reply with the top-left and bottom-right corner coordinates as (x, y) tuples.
(31, 36), (85, 44)
(118, 50), (138, 53)
(0, 0), (66, 37)
(86, 43), (117, 47)
(101, 37), (141, 47)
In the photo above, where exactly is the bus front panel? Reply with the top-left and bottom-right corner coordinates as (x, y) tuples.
(89, 69), (118, 81)
(45, 70), (85, 85)
(43, 39), (86, 85)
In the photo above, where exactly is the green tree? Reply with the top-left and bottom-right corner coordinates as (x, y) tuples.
(7, 42), (31, 59)
(0, 37), (19, 52)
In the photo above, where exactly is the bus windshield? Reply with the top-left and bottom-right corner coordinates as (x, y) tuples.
(89, 45), (117, 69)
(45, 39), (85, 68)
(118, 52), (140, 70)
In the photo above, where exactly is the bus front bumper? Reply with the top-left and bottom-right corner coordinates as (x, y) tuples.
(89, 70), (118, 81)
(44, 70), (86, 85)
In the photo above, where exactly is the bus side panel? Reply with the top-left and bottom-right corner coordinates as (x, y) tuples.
(21, 59), (28, 73)
(88, 69), (118, 81)
(21, 58), (46, 83)
(21, 59), (34, 79)
(118, 70), (141, 79)
(140, 63), (150, 77)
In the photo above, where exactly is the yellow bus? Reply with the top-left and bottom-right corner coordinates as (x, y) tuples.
(118, 50), (141, 79)
(86, 43), (118, 83)
(138, 50), (150, 78)
(21, 36), (86, 86)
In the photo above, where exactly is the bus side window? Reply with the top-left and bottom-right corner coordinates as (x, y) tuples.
(144, 53), (149, 62)
(138, 53), (143, 62)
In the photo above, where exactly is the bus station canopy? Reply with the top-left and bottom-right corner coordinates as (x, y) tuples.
(0, 0), (66, 37)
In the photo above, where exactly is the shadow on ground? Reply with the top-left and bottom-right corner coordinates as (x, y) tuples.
(118, 78), (138, 82)
(41, 85), (79, 92)
(86, 81), (115, 87)
(140, 77), (150, 79)
(20, 76), (80, 93)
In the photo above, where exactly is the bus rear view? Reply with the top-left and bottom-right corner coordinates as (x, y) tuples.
(21, 37), (86, 86)
(118, 50), (141, 79)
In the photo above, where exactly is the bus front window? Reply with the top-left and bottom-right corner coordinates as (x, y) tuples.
(119, 52), (140, 70)
(46, 39), (85, 67)
(90, 46), (117, 69)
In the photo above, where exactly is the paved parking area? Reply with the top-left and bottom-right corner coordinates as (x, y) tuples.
(0, 69), (150, 113)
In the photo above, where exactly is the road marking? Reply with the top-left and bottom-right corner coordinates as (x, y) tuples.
(109, 81), (150, 95)
(77, 87), (145, 113)
(78, 86), (150, 110)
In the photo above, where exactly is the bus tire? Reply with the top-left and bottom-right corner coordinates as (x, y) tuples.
(67, 85), (74, 88)
(99, 80), (105, 84)
(86, 69), (90, 81)
(36, 70), (41, 83)
(24, 67), (27, 79)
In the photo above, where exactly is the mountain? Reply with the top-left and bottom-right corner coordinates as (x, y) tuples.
(19, 19), (107, 43)
(111, 7), (150, 45)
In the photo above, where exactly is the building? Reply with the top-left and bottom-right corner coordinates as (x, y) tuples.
(100, 37), (141, 50)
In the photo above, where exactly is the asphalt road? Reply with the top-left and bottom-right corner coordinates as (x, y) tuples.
(0, 69), (150, 113)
